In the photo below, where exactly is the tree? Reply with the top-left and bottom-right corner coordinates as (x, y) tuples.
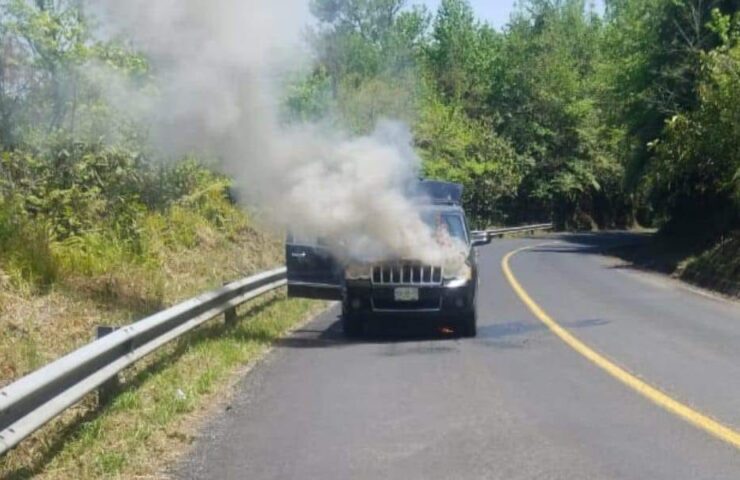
(301, 0), (429, 133)
(0, 0), (147, 147)
(416, 96), (526, 226)
(601, 0), (737, 185)
(481, 0), (622, 227)
(648, 9), (740, 234)
(309, 0), (427, 91)
(425, 0), (498, 118)
(1, 0), (90, 138)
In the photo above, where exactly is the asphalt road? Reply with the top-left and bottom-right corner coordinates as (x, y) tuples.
(177, 233), (740, 480)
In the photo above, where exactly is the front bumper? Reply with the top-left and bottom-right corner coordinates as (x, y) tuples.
(344, 279), (474, 318)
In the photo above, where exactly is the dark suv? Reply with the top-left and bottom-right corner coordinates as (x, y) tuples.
(285, 181), (491, 337)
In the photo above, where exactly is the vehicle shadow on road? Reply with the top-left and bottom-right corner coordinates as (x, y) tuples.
(276, 315), (468, 349)
(277, 315), (610, 350)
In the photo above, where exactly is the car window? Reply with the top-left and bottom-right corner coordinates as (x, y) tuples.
(421, 212), (468, 244)
(443, 214), (467, 243)
(287, 233), (318, 246)
(287, 232), (333, 248)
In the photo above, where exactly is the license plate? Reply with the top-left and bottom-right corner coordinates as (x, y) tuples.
(394, 287), (419, 302)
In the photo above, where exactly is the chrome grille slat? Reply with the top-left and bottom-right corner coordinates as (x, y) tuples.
(371, 262), (443, 286)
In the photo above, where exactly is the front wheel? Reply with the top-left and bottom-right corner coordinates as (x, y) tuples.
(341, 304), (364, 338)
(458, 310), (477, 338)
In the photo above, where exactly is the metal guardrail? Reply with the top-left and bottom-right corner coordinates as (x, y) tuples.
(486, 223), (553, 237)
(0, 223), (552, 456)
(472, 223), (554, 240)
(0, 267), (287, 455)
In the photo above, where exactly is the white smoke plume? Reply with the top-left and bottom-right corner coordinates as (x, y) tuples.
(93, 0), (467, 268)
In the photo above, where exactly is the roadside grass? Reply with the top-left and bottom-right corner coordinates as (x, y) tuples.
(0, 291), (323, 479)
(0, 208), (58, 291)
(681, 233), (740, 297)
(0, 182), (316, 478)
(0, 192), (282, 386)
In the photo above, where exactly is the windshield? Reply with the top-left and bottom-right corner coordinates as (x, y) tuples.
(421, 211), (468, 245)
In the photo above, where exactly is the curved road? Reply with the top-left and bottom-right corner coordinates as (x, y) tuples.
(178, 233), (740, 479)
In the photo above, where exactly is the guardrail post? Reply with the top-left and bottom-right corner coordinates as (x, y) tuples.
(223, 281), (238, 326)
(225, 306), (237, 326)
(95, 326), (120, 404)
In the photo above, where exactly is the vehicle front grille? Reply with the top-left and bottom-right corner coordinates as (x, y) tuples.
(371, 262), (443, 286)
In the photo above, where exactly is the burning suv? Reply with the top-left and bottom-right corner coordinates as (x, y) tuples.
(285, 181), (491, 338)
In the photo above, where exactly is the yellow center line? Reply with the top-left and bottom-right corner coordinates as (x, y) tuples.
(502, 244), (740, 451)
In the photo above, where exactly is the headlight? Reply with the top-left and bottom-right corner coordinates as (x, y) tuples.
(444, 261), (472, 287)
(345, 263), (370, 280)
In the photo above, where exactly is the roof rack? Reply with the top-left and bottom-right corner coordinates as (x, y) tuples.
(412, 180), (463, 205)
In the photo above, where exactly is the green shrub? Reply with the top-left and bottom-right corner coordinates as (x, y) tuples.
(1, 143), (245, 294)
(0, 199), (57, 289)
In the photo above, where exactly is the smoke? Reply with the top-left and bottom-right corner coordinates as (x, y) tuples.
(92, 0), (467, 268)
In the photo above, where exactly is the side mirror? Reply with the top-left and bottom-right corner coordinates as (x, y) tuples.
(471, 233), (492, 247)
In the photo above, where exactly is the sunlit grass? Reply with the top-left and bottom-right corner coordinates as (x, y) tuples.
(0, 183), (299, 479)
(682, 234), (740, 297)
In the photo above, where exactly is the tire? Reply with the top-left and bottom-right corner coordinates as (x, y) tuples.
(458, 310), (477, 338)
(341, 307), (364, 338)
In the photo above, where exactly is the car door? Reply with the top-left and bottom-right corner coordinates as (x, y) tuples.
(285, 234), (342, 300)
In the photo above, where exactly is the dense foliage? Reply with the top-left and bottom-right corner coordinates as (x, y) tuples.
(0, 1), (247, 291)
(296, 0), (739, 232)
